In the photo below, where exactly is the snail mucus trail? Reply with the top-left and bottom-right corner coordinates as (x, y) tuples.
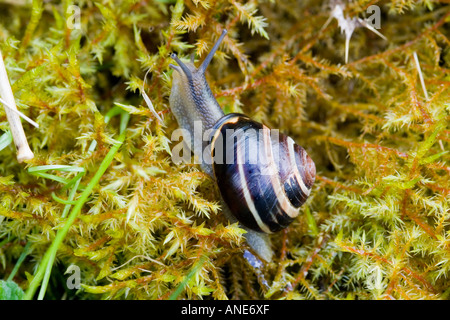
(169, 30), (316, 262)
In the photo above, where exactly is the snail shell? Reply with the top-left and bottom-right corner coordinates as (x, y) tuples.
(210, 113), (315, 233)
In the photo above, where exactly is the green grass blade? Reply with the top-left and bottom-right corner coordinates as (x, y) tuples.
(30, 172), (70, 185)
(7, 242), (32, 282)
(28, 165), (85, 173)
(168, 255), (207, 300)
(24, 111), (129, 300)
(0, 131), (12, 152)
(51, 192), (78, 205)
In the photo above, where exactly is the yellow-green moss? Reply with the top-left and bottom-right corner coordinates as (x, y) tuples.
(0, 0), (449, 300)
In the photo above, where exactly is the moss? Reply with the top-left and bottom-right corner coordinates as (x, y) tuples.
(0, 0), (449, 300)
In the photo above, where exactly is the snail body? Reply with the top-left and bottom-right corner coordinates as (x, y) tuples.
(169, 30), (315, 261)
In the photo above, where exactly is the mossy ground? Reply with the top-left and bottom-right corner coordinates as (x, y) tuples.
(0, 0), (449, 300)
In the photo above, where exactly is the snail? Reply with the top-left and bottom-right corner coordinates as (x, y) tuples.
(169, 29), (315, 262)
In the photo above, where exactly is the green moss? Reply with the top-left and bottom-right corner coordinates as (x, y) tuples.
(0, 0), (449, 300)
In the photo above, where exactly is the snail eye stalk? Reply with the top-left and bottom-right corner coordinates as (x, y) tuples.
(198, 29), (227, 74)
(170, 53), (193, 82)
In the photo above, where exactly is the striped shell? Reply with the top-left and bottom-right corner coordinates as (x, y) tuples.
(210, 113), (316, 233)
